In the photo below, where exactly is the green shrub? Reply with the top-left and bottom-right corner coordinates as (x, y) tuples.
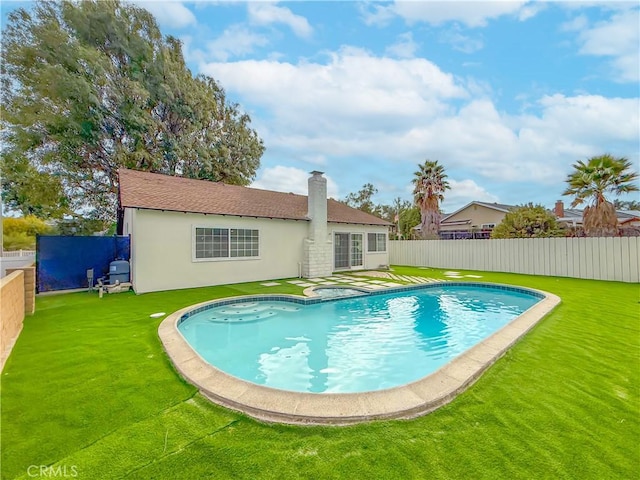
(491, 203), (564, 238)
(2, 215), (53, 250)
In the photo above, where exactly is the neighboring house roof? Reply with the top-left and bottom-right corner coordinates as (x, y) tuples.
(118, 168), (391, 226)
(557, 208), (584, 224)
(441, 201), (516, 223)
(557, 208), (640, 226)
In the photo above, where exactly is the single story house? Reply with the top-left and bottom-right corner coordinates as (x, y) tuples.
(438, 201), (516, 239)
(118, 169), (391, 294)
(435, 200), (639, 239)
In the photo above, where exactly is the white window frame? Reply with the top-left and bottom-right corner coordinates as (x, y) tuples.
(367, 232), (387, 253)
(192, 226), (260, 262)
(333, 231), (364, 270)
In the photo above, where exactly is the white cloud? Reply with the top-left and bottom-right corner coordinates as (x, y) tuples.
(130, 1), (196, 29)
(201, 47), (468, 138)
(251, 166), (340, 199)
(575, 9), (640, 82)
(248, 2), (313, 38)
(518, 2), (546, 21)
(359, 0), (539, 27)
(391, 1), (534, 27)
(560, 14), (589, 32)
(385, 32), (419, 59)
(359, 2), (397, 27)
(443, 179), (499, 212)
(439, 28), (484, 53)
(512, 95), (640, 174)
(201, 49), (638, 206)
(206, 25), (269, 61)
(561, 1), (637, 12)
(300, 154), (328, 167)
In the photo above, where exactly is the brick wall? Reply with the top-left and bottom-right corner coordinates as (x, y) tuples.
(1, 270), (25, 371)
(6, 266), (35, 314)
(303, 239), (333, 278)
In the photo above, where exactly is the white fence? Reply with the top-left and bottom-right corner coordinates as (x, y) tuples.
(1, 251), (36, 278)
(389, 237), (640, 283)
(1, 250), (36, 258)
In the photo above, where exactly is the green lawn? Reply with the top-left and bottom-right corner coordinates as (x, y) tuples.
(1, 267), (638, 479)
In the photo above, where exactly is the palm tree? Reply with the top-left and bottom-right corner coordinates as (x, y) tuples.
(563, 154), (639, 237)
(412, 160), (450, 239)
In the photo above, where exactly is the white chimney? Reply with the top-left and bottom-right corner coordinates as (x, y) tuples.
(302, 171), (332, 278)
(307, 171), (327, 240)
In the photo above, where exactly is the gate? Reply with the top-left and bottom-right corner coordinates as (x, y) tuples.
(36, 236), (130, 293)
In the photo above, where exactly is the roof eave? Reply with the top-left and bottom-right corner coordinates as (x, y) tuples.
(122, 205), (310, 222)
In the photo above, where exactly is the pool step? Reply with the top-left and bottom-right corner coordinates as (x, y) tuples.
(212, 303), (301, 321)
(208, 310), (278, 323)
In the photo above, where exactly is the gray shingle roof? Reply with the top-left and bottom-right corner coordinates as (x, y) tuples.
(441, 201), (516, 222)
(473, 201), (517, 212)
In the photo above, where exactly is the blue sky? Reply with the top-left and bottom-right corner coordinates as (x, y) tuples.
(3, 1), (639, 212)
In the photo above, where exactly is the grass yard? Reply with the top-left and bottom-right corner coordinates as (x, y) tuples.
(1, 267), (638, 479)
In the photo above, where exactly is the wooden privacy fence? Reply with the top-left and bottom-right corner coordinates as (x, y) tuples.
(389, 237), (640, 283)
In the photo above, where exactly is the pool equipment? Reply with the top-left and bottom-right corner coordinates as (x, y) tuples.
(97, 259), (131, 296)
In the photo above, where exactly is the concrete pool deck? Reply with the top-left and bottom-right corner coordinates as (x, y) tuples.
(158, 282), (561, 425)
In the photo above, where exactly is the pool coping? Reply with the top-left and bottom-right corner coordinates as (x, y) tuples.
(158, 282), (561, 425)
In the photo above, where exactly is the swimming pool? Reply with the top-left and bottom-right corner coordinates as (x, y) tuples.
(178, 285), (541, 393)
(159, 283), (560, 424)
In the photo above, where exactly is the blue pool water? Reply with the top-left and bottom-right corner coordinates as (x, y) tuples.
(178, 285), (541, 393)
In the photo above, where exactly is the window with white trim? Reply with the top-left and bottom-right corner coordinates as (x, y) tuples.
(195, 227), (259, 260)
(367, 232), (386, 252)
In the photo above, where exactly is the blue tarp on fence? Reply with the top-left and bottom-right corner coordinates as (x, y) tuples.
(36, 236), (130, 293)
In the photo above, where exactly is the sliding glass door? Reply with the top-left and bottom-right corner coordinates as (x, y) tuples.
(334, 233), (363, 270)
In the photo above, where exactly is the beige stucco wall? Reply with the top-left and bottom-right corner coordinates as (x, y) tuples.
(125, 209), (390, 293)
(1, 270), (25, 371)
(123, 207), (134, 236)
(128, 209), (309, 293)
(329, 223), (390, 270)
(440, 204), (507, 231)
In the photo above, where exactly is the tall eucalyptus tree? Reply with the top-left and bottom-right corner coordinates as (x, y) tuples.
(1, 0), (264, 222)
